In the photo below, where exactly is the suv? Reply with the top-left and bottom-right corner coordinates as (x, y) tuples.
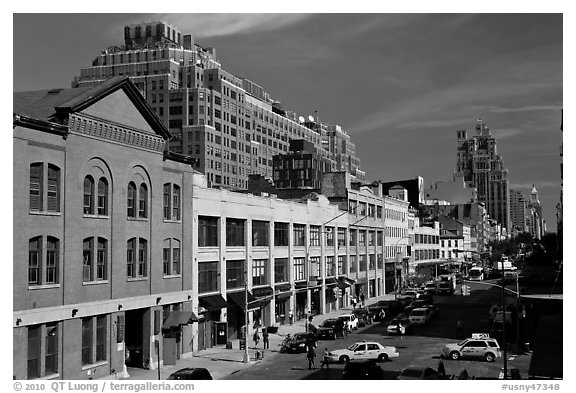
(317, 318), (346, 340)
(442, 335), (501, 362)
(339, 314), (358, 331)
(409, 308), (433, 325)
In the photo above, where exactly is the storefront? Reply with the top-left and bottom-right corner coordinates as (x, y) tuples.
(226, 290), (258, 340)
(274, 284), (292, 325)
(198, 294), (227, 350)
(252, 286), (273, 327)
(384, 262), (395, 293)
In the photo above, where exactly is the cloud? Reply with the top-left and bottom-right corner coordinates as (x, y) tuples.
(489, 105), (562, 114)
(153, 14), (312, 38)
(490, 128), (524, 139)
(509, 181), (560, 190)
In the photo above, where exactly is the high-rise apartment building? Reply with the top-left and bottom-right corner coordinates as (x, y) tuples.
(527, 185), (544, 240)
(456, 121), (510, 232)
(509, 189), (528, 233)
(74, 20), (363, 189)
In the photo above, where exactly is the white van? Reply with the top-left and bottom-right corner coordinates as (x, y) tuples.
(409, 308), (432, 325)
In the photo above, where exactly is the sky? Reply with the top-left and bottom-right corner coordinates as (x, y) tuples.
(12, 11), (564, 231)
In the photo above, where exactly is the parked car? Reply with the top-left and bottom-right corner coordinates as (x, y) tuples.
(168, 367), (213, 380)
(327, 341), (399, 363)
(397, 367), (442, 380)
(342, 360), (384, 380)
(317, 318), (346, 340)
(386, 316), (413, 335)
(409, 307), (433, 325)
(338, 314), (359, 331)
(280, 332), (316, 353)
(403, 289), (420, 299)
(395, 296), (414, 310)
(442, 336), (501, 362)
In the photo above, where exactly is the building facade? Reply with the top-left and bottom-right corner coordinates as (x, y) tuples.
(510, 189), (528, 234)
(456, 121), (510, 232)
(74, 20), (363, 190)
(13, 78), (379, 380)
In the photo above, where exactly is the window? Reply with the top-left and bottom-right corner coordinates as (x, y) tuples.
(274, 222), (289, 247)
(226, 260), (245, 289)
(338, 256), (346, 275)
(326, 256), (335, 276)
(81, 318), (92, 366)
(198, 262), (219, 293)
(359, 231), (366, 247)
(163, 238), (181, 276)
(97, 178), (108, 215)
(337, 228), (346, 247)
(293, 224), (305, 246)
(45, 324), (58, 376)
(274, 258), (289, 283)
(325, 227), (334, 247)
(252, 259), (267, 286)
(163, 183), (181, 221)
(127, 182), (136, 217)
(28, 237), (41, 285)
(369, 254), (375, 270)
(83, 238), (94, 282)
(27, 325), (41, 379)
(82, 316), (107, 366)
(309, 226), (321, 246)
(293, 257), (305, 281)
(45, 237), (59, 284)
(349, 229), (357, 246)
(226, 218), (245, 247)
(252, 221), (269, 246)
(359, 255), (367, 271)
(138, 183), (148, 218)
(127, 238), (147, 278)
(28, 236), (60, 286)
(369, 231), (376, 246)
(83, 176), (94, 214)
(350, 255), (357, 273)
(96, 238), (107, 281)
(198, 216), (218, 247)
(30, 163), (60, 213)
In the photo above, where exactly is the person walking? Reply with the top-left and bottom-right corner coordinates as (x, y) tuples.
(253, 329), (260, 348)
(262, 328), (269, 350)
(289, 309), (294, 325)
(320, 348), (330, 369)
(437, 360), (446, 378)
(360, 292), (365, 307)
(379, 309), (386, 322)
(307, 344), (316, 370)
(396, 320), (404, 339)
(456, 319), (464, 339)
(351, 297), (356, 309)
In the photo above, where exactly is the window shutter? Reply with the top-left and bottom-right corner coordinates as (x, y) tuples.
(47, 165), (60, 212)
(29, 163), (43, 211)
(116, 315), (125, 343)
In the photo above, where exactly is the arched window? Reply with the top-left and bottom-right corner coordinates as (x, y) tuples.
(97, 178), (108, 216)
(47, 164), (60, 213)
(29, 163), (43, 212)
(84, 176), (95, 215)
(138, 183), (148, 218)
(46, 237), (59, 284)
(28, 237), (42, 285)
(127, 182), (136, 217)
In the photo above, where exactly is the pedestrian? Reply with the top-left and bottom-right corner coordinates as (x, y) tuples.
(437, 360), (446, 378)
(262, 328), (269, 349)
(456, 319), (464, 339)
(360, 292), (365, 307)
(307, 344), (316, 370)
(289, 309), (294, 325)
(351, 297), (357, 309)
(253, 329), (260, 348)
(320, 348), (330, 369)
(396, 320), (404, 339)
(379, 309), (386, 322)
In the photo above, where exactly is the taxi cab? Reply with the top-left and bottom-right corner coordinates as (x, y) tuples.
(442, 333), (501, 362)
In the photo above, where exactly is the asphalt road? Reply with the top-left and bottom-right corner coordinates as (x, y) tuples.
(224, 281), (531, 380)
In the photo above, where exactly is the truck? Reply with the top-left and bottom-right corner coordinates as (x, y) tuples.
(468, 267), (484, 281)
(437, 274), (456, 295)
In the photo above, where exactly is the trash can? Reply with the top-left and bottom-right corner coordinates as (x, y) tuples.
(239, 339), (246, 350)
(225, 341), (232, 349)
(266, 325), (278, 334)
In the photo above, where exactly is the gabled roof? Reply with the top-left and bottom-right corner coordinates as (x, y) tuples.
(13, 77), (171, 140)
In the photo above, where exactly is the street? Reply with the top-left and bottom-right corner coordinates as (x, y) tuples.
(223, 281), (531, 380)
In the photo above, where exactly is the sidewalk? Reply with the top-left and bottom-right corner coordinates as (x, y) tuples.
(100, 294), (395, 380)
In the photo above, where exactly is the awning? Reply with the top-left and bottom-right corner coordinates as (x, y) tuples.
(340, 276), (356, 286)
(275, 290), (292, 300)
(162, 311), (198, 329)
(198, 294), (227, 311)
(325, 277), (348, 289)
(227, 291), (259, 311)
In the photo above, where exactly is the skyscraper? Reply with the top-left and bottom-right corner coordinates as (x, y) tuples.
(509, 189), (527, 233)
(527, 184), (544, 240)
(456, 121), (510, 232)
(74, 20), (363, 189)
